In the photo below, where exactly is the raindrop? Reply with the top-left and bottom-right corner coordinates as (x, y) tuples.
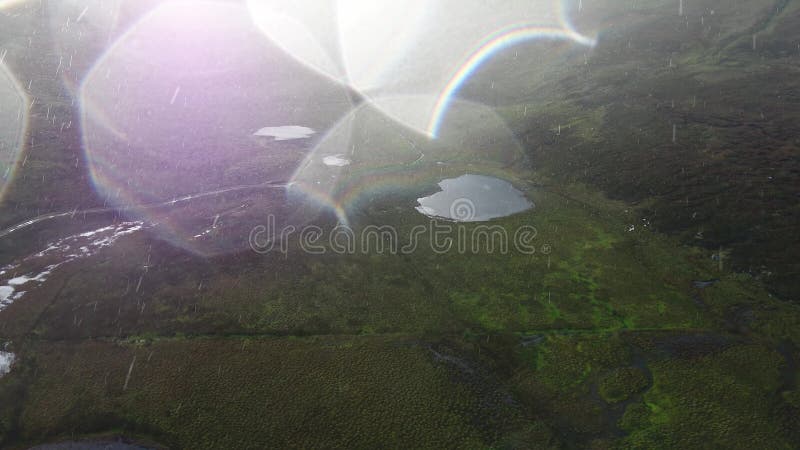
(76, 6), (89, 23)
(169, 85), (181, 105)
(123, 355), (136, 391)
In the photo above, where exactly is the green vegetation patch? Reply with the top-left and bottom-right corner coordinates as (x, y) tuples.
(623, 343), (791, 449)
(598, 367), (649, 403)
(13, 335), (524, 449)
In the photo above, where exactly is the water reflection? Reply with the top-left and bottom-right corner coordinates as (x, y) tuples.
(288, 98), (526, 226)
(253, 125), (316, 141)
(416, 174), (532, 222)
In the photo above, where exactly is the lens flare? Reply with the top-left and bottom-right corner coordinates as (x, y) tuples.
(246, 0), (600, 138)
(426, 22), (595, 138)
(80, 0), (352, 255)
(47, 0), (124, 100)
(0, 0), (29, 11)
(70, 0), (600, 252)
(0, 62), (28, 204)
(557, 0), (599, 46)
(335, 0), (432, 91)
(289, 96), (526, 225)
(246, 0), (345, 83)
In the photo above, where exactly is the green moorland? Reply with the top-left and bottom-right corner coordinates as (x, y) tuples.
(0, 0), (798, 448)
(1, 180), (799, 449)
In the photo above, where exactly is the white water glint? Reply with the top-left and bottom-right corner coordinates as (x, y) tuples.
(253, 125), (315, 141)
(0, 286), (12, 304)
(416, 174), (532, 222)
(0, 350), (14, 378)
(0, 222), (144, 312)
(322, 155), (351, 167)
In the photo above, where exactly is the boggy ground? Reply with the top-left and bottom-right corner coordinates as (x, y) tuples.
(478, 0), (800, 299)
(3, 0), (799, 300)
(1, 0), (799, 448)
(1, 180), (799, 449)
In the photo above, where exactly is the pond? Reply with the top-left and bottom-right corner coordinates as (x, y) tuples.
(416, 174), (532, 222)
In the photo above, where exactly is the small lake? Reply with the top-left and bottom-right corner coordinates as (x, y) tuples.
(253, 125), (315, 141)
(416, 174), (532, 222)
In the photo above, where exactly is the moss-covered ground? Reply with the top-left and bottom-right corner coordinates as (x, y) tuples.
(2, 178), (798, 448)
(1, 0), (799, 447)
